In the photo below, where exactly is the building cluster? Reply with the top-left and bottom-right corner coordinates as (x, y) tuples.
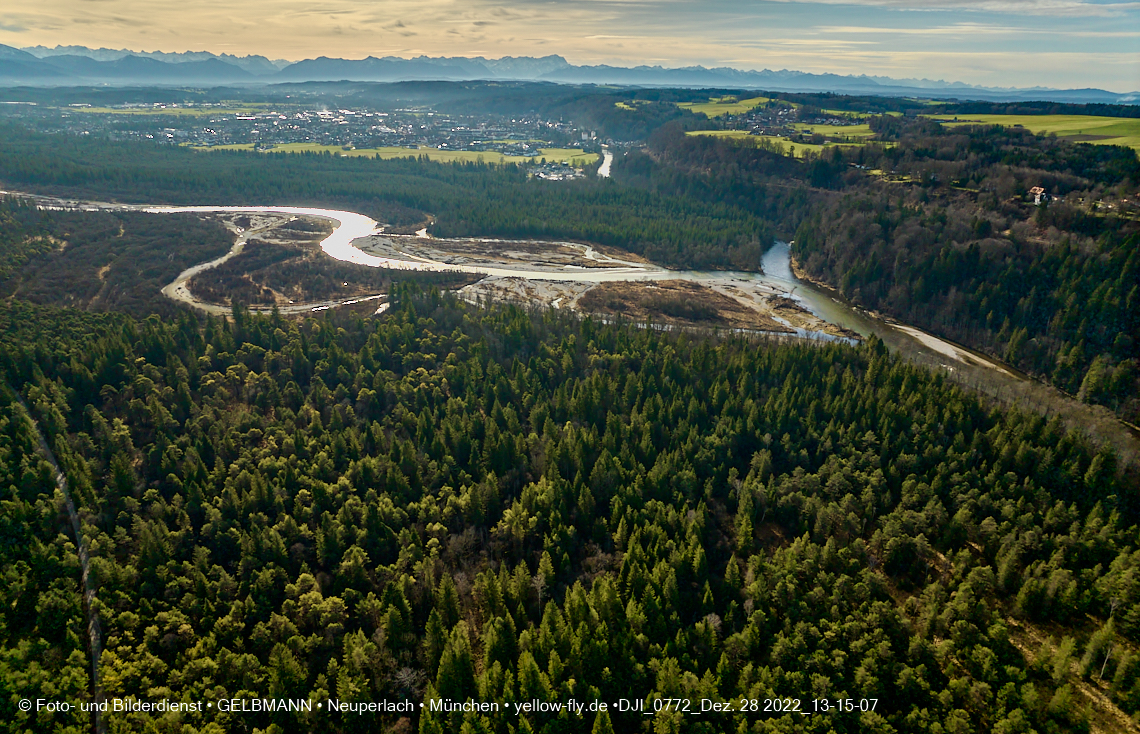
(528, 161), (586, 180)
(5, 102), (596, 157)
(715, 104), (867, 138)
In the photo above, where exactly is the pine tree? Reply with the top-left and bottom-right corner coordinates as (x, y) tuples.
(591, 709), (615, 734)
(435, 622), (477, 702)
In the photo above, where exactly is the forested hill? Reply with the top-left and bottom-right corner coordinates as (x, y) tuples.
(622, 119), (1140, 425)
(3, 291), (1139, 733)
(790, 121), (1140, 425)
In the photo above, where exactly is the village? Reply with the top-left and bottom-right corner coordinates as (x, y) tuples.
(3, 100), (603, 160)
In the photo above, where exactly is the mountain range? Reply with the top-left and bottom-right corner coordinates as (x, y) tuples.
(1, 44), (1136, 104)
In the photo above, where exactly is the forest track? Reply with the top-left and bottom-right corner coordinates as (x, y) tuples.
(1006, 617), (1140, 734)
(13, 394), (105, 734)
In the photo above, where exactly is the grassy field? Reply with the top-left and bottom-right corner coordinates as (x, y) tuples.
(678, 96), (773, 117)
(926, 114), (1140, 151)
(192, 142), (599, 165)
(792, 122), (876, 140)
(687, 130), (874, 158)
(678, 97), (894, 120)
(687, 130), (754, 140)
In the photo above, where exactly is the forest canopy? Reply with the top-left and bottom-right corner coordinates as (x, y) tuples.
(3, 290), (1139, 733)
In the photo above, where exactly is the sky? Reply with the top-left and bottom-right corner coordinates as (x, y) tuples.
(2, 0), (1139, 91)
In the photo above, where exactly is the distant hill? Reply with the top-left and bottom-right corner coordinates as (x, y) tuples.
(5, 43), (1137, 104)
(533, 63), (1138, 104)
(35, 54), (255, 84)
(20, 45), (286, 75)
(0, 45), (72, 83)
(274, 55), (495, 82)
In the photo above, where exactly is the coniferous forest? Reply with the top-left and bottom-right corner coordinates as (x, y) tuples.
(0, 125), (771, 271)
(3, 288), (1140, 734)
(1, 90), (1139, 734)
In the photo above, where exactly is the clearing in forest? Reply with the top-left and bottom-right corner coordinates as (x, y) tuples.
(679, 96), (773, 117)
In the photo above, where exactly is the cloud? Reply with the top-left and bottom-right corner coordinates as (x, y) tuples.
(819, 22), (1140, 35)
(518, 0), (1140, 15)
(820, 22), (1017, 33)
(762, 0), (1140, 17)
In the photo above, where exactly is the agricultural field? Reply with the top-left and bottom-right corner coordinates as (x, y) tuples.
(756, 136), (868, 158)
(678, 95), (772, 117)
(676, 96), (890, 120)
(191, 142), (599, 165)
(792, 122), (876, 140)
(926, 113), (1140, 151)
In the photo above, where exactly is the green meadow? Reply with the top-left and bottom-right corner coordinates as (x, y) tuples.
(192, 142), (599, 165)
(678, 96), (773, 117)
(792, 122), (876, 140)
(927, 114), (1140, 151)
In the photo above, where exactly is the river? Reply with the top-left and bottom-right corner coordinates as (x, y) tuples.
(597, 148), (614, 178)
(15, 194), (1138, 461)
(272, 205), (1133, 460)
(150, 204), (1032, 376)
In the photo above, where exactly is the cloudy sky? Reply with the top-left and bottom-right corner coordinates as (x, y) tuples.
(2, 0), (1139, 90)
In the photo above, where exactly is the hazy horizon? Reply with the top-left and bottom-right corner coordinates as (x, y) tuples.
(2, 0), (1139, 92)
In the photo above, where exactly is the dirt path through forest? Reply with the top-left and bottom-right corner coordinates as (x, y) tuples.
(14, 394), (105, 734)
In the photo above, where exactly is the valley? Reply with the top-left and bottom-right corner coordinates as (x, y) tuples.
(1, 77), (1139, 734)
